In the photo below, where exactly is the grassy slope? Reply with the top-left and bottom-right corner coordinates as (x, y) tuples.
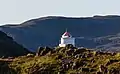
(6, 46), (120, 74)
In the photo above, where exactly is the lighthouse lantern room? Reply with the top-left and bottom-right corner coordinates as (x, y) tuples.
(59, 30), (75, 47)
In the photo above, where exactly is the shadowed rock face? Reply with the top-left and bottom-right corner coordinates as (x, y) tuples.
(1, 15), (120, 51)
(0, 31), (29, 57)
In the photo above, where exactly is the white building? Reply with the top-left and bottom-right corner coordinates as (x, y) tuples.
(59, 31), (75, 47)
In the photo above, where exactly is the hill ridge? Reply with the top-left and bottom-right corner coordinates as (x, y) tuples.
(1, 15), (120, 51)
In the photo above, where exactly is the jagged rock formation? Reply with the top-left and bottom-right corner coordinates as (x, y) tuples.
(1, 45), (120, 74)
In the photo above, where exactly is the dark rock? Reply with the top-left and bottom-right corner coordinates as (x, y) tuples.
(81, 68), (90, 72)
(96, 71), (103, 74)
(65, 44), (74, 49)
(105, 59), (119, 66)
(99, 65), (108, 73)
(36, 47), (44, 56)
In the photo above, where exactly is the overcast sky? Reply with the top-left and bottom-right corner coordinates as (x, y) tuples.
(0, 0), (120, 25)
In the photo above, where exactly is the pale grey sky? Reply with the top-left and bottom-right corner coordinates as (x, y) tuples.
(0, 0), (120, 25)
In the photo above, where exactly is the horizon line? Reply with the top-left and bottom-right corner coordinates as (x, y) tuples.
(0, 14), (120, 25)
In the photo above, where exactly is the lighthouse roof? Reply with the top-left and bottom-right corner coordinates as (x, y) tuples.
(62, 31), (72, 38)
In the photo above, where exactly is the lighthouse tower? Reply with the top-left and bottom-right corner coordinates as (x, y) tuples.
(59, 30), (75, 47)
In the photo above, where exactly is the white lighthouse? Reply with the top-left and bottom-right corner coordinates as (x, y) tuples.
(59, 30), (75, 47)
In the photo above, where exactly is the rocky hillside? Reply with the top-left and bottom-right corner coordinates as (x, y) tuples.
(1, 15), (120, 51)
(94, 33), (120, 52)
(1, 45), (120, 74)
(0, 31), (29, 57)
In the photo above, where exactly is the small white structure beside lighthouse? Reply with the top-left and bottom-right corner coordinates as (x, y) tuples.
(59, 30), (75, 47)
